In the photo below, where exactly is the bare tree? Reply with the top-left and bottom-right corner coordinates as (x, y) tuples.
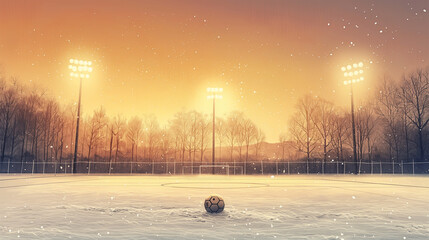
(188, 111), (200, 169)
(242, 118), (257, 172)
(113, 115), (126, 162)
(331, 111), (348, 166)
(159, 127), (171, 165)
(0, 87), (18, 164)
(376, 77), (402, 165)
(401, 69), (429, 163)
(87, 108), (107, 160)
(215, 117), (226, 160)
(355, 103), (377, 173)
(170, 111), (190, 163)
(289, 94), (319, 173)
(199, 114), (210, 163)
(254, 128), (265, 160)
(225, 111), (242, 172)
(144, 115), (160, 172)
(279, 133), (287, 161)
(312, 98), (335, 173)
(126, 116), (142, 162)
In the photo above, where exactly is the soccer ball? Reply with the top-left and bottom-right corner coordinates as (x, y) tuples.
(204, 195), (225, 213)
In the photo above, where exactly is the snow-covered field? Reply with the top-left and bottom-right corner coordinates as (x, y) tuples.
(0, 174), (428, 239)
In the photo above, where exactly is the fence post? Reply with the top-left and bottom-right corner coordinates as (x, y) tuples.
(54, 161), (57, 175)
(260, 160), (264, 175)
(88, 161), (91, 175)
(174, 160), (176, 175)
(412, 159), (415, 175)
(322, 160), (324, 175)
(343, 161), (346, 175)
(401, 160), (404, 175)
(7, 158), (10, 174)
(371, 159), (374, 175)
(380, 162), (382, 175)
(130, 162), (133, 175)
(243, 162), (245, 175)
(32, 160), (35, 174)
(336, 161), (339, 175)
(287, 160), (290, 175)
(392, 160), (395, 175)
(276, 161), (278, 175)
(307, 160), (309, 175)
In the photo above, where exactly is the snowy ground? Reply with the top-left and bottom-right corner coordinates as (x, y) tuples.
(0, 174), (428, 240)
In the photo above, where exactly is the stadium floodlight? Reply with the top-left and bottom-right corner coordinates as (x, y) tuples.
(341, 61), (364, 174)
(207, 87), (223, 174)
(69, 58), (93, 174)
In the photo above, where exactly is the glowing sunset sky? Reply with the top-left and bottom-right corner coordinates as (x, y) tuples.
(0, 0), (428, 142)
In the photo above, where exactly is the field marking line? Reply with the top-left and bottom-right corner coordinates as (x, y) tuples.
(0, 174), (72, 182)
(161, 182), (269, 189)
(319, 178), (429, 189)
(0, 178), (100, 189)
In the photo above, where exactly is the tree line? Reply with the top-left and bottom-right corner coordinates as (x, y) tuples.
(287, 68), (429, 173)
(0, 77), (265, 171)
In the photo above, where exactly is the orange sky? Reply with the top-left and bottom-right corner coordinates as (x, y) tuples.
(0, 0), (428, 142)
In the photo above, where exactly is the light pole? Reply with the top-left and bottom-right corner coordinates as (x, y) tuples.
(69, 58), (93, 174)
(207, 87), (223, 174)
(341, 61), (364, 174)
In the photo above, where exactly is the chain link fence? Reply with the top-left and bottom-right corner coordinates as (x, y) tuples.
(1, 159), (428, 175)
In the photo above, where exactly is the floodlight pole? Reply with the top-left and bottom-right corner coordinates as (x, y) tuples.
(349, 82), (358, 174)
(72, 77), (82, 174)
(212, 95), (216, 175)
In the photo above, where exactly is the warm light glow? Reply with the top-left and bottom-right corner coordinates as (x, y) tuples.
(69, 58), (93, 78)
(3, 1), (416, 143)
(207, 87), (223, 93)
(207, 87), (223, 99)
(342, 60), (365, 85)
